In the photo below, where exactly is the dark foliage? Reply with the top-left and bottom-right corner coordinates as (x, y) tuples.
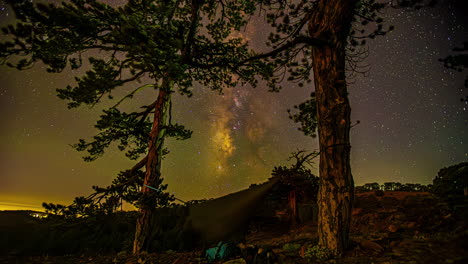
(432, 162), (468, 198)
(356, 182), (431, 193)
(0, 0), (275, 214)
(287, 93), (318, 138)
(440, 41), (468, 102)
(270, 150), (320, 201)
(0, 211), (138, 256)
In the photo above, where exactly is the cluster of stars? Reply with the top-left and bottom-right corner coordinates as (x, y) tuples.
(351, 2), (467, 183)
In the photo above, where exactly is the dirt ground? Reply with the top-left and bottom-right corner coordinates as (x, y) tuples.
(1, 192), (467, 264)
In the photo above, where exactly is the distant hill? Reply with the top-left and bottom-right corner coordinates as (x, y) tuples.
(0, 210), (44, 229)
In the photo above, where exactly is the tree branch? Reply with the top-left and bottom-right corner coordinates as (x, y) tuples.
(131, 155), (148, 173)
(246, 35), (327, 62)
(111, 83), (154, 109)
(188, 35), (327, 69)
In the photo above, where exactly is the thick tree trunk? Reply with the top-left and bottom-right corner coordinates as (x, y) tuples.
(288, 190), (297, 225)
(308, 0), (357, 255)
(133, 79), (172, 254)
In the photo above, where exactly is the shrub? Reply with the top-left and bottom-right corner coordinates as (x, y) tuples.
(304, 245), (333, 261)
(432, 162), (468, 198)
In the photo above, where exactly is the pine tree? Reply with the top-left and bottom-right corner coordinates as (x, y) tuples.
(1, 0), (438, 256)
(250, 0), (437, 255)
(0, 0), (271, 254)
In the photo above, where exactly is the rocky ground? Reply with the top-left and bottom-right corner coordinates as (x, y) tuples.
(1, 192), (467, 264)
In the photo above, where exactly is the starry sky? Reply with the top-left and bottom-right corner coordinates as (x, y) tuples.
(0, 0), (467, 211)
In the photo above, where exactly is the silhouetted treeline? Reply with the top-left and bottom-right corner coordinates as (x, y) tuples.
(432, 162), (468, 198)
(356, 162), (468, 195)
(355, 182), (432, 193)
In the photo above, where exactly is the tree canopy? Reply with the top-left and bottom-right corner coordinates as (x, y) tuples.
(440, 41), (468, 102)
(1, 0), (276, 213)
(432, 162), (468, 197)
(1, 0), (442, 255)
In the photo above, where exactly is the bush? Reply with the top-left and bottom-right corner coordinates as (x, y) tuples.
(304, 245), (333, 261)
(432, 162), (468, 198)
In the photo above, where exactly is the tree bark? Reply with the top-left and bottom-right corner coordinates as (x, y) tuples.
(308, 0), (357, 255)
(288, 190), (297, 226)
(133, 78), (172, 254)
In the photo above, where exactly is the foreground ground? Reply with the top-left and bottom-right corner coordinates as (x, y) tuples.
(1, 191), (467, 264)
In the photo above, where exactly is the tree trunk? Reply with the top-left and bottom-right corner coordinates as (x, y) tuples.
(288, 190), (297, 226)
(133, 79), (172, 254)
(308, 0), (357, 255)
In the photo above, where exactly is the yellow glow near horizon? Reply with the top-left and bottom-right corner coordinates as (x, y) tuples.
(0, 201), (45, 212)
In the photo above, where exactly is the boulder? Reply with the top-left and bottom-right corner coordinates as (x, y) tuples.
(359, 240), (384, 254)
(223, 259), (247, 264)
(388, 224), (399, 233)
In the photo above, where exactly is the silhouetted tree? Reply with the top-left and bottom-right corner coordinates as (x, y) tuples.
(432, 162), (468, 197)
(363, 182), (381, 191)
(271, 150), (320, 201)
(0, 0), (270, 254)
(440, 41), (468, 102)
(253, 0), (437, 254)
(357, 182), (431, 192)
(270, 150), (320, 224)
(383, 182), (403, 191)
(354, 185), (367, 193)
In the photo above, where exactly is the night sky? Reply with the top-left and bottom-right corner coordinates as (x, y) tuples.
(0, 0), (467, 211)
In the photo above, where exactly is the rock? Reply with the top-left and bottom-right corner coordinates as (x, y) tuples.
(171, 257), (184, 264)
(397, 239), (412, 249)
(388, 224), (399, 233)
(359, 240), (384, 253)
(442, 213), (452, 219)
(352, 208), (363, 216)
(223, 259), (247, 264)
(405, 221), (417, 229)
(389, 241), (398, 247)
